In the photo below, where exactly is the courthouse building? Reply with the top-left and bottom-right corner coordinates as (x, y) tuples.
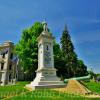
(0, 41), (18, 86)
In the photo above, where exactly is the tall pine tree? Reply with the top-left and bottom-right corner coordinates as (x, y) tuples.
(60, 25), (87, 78)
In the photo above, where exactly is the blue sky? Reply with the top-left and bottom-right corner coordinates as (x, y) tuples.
(0, 0), (100, 73)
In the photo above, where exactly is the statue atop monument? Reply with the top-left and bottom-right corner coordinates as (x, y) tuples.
(42, 20), (48, 32)
(41, 20), (51, 37)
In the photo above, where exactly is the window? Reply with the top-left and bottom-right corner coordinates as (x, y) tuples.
(46, 45), (49, 51)
(39, 44), (41, 48)
(10, 53), (13, 59)
(1, 63), (4, 70)
(17, 65), (18, 68)
(16, 73), (18, 79)
(9, 74), (11, 82)
(9, 65), (12, 70)
(2, 53), (5, 58)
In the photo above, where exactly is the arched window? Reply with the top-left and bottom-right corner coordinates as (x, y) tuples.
(9, 65), (12, 70)
(10, 53), (13, 59)
(9, 74), (11, 82)
(2, 53), (5, 58)
(39, 44), (41, 48)
(1, 63), (4, 70)
(46, 45), (49, 51)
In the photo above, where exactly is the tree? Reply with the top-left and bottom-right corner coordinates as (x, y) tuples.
(15, 22), (43, 80)
(16, 21), (87, 80)
(60, 25), (87, 78)
(76, 60), (88, 77)
(60, 25), (78, 78)
(15, 22), (56, 80)
(53, 41), (66, 78)
(88, 68), (96, 79)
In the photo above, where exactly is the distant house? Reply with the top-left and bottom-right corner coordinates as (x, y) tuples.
(0, 41), (23, 86)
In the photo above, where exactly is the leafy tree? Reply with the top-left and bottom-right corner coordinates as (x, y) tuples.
(15, 22), (43, 80)
(15, 22), (58, 80)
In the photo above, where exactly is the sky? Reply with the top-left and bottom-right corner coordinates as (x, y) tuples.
(0, 0), (100, 73)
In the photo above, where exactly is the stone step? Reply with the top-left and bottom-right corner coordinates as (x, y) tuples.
(33, 76), (60, 82)
(26, 84), (66, 90)
(37, 81), (64, 85)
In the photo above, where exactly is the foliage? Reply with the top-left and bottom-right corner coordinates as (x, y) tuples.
(76, 60), (88, 77)
(15, 22), (43, 80)
(88, 69), (96, 79)
(60, 25), (88, 78)
(15, 21), (88, 80)
(53, 41), (66, 78)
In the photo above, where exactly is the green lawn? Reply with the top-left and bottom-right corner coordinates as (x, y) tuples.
(85, 81), (100, 93)
(6, 89), (89, 100)
(0, 81), (29, 99)
(0, 81), (100, 100)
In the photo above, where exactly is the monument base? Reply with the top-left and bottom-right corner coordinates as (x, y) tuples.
(26, 84), (66, 90)
(26, 68), (66, 90)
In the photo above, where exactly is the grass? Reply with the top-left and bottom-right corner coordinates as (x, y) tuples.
(0, 81), (29, 99)
(7, 89), (87, 100)
(0, 81), (100, 100)
(85, 81), (100, 93)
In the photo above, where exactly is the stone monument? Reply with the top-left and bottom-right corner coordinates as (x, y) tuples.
(26, 21), (65, 90)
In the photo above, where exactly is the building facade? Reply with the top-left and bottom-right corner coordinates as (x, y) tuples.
(0, 41), (18, 86)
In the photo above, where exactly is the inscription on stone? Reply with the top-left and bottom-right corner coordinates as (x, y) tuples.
(44, 51), (51, 66)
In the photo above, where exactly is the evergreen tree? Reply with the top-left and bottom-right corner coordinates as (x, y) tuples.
(76, 60), (87, 77)
(53, 41), (66, 78)
(60, 25), (87, 78)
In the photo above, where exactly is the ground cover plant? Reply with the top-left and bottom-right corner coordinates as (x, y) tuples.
(85, 81), (100, 94)
(6, 89), (87, 100)
(0, 81), (29, 99)
(0, 81), (100, 100)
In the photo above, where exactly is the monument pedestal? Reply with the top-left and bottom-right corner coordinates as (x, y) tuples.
(26, 68), (65, 90)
